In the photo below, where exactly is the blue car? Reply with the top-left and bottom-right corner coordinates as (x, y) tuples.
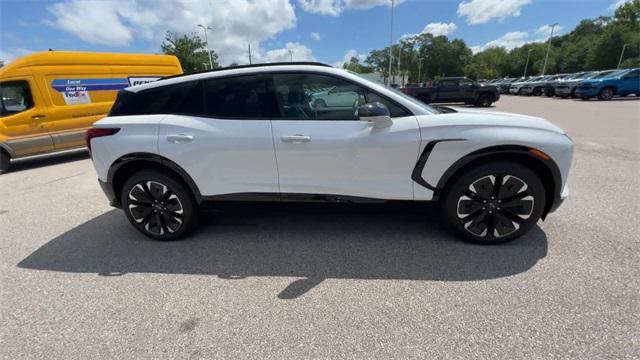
(575, 68), (640, 100)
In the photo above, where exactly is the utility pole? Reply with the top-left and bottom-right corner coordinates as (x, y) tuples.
(288, 49), (293, 62)
(388, 0), (394, 85)
(397, 44), (402, 86)
(523, 49), (533, 77)
(617, 43), (630, 69)
(248, 44), (252, 64)
(197, 24), (214, 70)
(541, 23), (557, 76)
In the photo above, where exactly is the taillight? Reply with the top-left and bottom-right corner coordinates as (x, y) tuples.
(85, 128), (120, 152)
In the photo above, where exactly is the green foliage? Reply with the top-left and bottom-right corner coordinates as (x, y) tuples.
(342, 57), (374, 73)
(161, 31), (219, 73)
(365, 1), (639, 82)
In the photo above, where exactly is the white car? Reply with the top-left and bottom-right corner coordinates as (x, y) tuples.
(88, 62), (573, 244)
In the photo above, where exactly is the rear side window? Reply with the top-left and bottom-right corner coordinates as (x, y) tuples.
(109, 81), (202, 116)
(0, 80), (34, 117)
(203, 75), (279, 118)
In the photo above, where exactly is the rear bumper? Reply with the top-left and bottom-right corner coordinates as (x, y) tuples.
(98, 179), (121, 208)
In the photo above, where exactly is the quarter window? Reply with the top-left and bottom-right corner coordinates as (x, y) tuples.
(0, 80), (34, 117)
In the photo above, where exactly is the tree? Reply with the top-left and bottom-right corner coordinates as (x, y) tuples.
(342, 57), (373, 73)
(161, 31), (219, 73)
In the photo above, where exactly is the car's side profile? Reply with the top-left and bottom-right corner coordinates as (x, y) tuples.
(88, 63), (573, 244)
(575, 68), (640, 100)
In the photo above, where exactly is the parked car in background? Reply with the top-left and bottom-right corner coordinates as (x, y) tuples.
(550, 71), (591, 98)
(401, 77), (500, 107)
(509, 76), (543, 95)
(496, 77), (520, 94)
(539, 74), (573, 97)
(88, 62), (573, 244)
(519, 75), (558, 96)
(0, 51), (183, 174)
(553, 70), (617, 98)
(575, 68), (640, 100)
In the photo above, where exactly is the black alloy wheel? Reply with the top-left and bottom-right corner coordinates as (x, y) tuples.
(475, 94), (493, 107)
(441, 161), (545, 244)
(597, 87), (614, 101)
(121, 170), (198, 240)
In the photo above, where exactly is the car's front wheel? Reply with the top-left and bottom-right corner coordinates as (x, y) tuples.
(597, 87), (614, 101)
(475, 94), (494, 107)
(121, 170), (199, 240)
(440, 161), (546, 244)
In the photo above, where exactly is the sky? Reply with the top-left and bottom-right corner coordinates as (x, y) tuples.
(0, 0), (631, 67)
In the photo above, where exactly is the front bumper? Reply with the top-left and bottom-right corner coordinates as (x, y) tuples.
(98, 179), (121, 208)
(554, 86), (571, 95)
(547, 185), (569, 215)
(574, 86), (598, 97)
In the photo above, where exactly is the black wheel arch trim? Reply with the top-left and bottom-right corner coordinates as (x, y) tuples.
(413, 142), (563, 217)
(106, 152), (203, 205)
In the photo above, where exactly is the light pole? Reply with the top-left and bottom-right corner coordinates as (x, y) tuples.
(388, 0), (394, 85)
(197, 24), (213, 70)
(417, 57), (424, 84)
(541, 23), (557, 76)
(248, 44), (252, 64)
(617, 43), (630, 69)
(397, 43), (402, 86)
(523, 49), (533, 77)
(288, 49), (293, 62)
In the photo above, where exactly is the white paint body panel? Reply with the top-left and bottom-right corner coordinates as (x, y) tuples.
(271, 116), (420, 199)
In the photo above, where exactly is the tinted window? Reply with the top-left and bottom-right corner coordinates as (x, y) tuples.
(623, 70), (639, 79)
(109, 81), (201, 116)
(459, 79), (474, 86)
(203, 75), (278, 118)
(0, 80), (34, 117)
(273, 73), (409, 120)
(440, 80), (458, 87)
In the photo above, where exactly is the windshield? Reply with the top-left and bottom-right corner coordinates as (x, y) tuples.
(590, 70), (621, 79)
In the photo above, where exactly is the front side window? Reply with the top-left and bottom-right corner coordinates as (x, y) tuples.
(273, 73), (409, 120)
(0, 80), (34, 117)
(459, 79), (474, 86)
(440, 80), (458, 87)
(623, 70), (639, 79)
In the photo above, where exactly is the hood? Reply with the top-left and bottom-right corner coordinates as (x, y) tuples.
(433, 109), (565, 134)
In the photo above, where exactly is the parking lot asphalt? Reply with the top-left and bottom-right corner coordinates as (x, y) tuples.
(1, 96), (639, 359)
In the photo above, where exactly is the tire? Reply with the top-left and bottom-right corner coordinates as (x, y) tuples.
(597, 87), (614, 101)
(532, 87), (542, 96)
(0, 150), (10, 174)
(475, 93), (494, 107)
(313, 99), (327, 108)
(121, 169), (199, 240)
(569, 88), (577, 98)
(545, 88), (554, 97)
(440, 161), (546, 244)
(581, 97), (590, 101)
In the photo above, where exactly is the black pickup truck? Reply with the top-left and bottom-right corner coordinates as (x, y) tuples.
(400, 77), (500, 107)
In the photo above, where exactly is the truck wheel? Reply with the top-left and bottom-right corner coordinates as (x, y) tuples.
(440, 160), (546, 244)
(0, 150), (10, 174)
(597, 87), (614, 101)
(475, 94), (494, 107)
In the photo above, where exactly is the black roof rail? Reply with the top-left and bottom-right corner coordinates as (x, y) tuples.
(162, 61), (333, 80)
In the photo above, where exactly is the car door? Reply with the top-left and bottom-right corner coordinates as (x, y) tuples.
(0, 77), (54, 157)
(437, 79), (459, 101)
(270, 72), (421, 200)
(619, 69), (639, 95)
(458, 79), (476, 101)
(158, 75), (279, 197)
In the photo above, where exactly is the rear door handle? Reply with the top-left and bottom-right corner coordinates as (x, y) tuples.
(281, 134), (311, 143)
(166, 134), (194, 144)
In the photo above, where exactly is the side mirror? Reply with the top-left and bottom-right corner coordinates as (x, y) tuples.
(358, 102), (392, 127)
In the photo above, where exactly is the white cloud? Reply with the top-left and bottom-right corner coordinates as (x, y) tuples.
(45, 0), (298, 65)
(332, 48), (365, 68)
(311, 32), (321, 41)
(299, 0), (342, 16)
(0, 48), (33, 64)
(535, 24), (564, 37)
(609, 0), (632, 10)
(422, 22), (458, 36)
(457, 0), (532, 25)
(298, 0), (401, 17)
(471, 31), (529, 53)
(258, 42), (316, 63)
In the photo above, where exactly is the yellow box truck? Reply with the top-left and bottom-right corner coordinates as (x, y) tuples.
(0, 51), (182, 173)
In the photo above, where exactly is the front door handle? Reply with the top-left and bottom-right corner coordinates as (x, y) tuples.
(166, 134), (194, 144)
(281, 134), (311, 143)
(31, 114), (46, 120)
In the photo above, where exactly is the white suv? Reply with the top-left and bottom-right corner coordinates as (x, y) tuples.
(88, 63), (573, 244)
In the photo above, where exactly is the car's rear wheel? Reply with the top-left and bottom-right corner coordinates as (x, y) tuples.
(121, 170), (198, 240)
(597, 87), (614, 101)
(440, 161), (546, 244)
(475, 94), (494, 107)
(0, 150), (10, 174)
